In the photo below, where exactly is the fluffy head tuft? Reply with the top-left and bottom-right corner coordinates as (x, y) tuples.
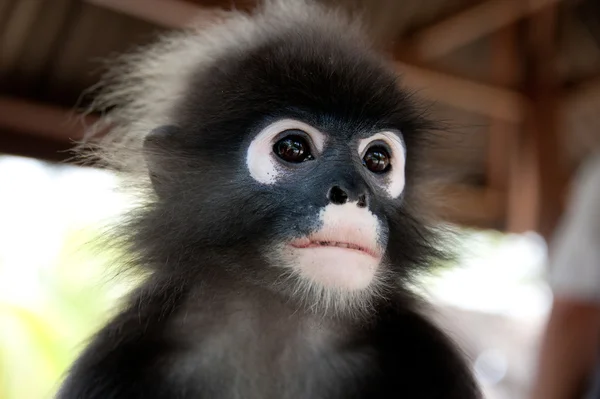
(81, 0), (365, 180)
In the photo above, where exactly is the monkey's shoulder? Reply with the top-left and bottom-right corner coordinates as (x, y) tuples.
(358, 304), (481, 398)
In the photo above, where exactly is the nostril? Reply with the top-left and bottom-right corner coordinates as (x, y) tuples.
(357, 194), (367, 208)
(328, 186), (348, 205)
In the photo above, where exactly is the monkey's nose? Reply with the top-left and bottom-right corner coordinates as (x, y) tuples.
(328, 186), (348, 205)
(357, 194), (367, 208)
(328, 186), (368, 208)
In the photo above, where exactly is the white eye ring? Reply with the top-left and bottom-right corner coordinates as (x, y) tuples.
(247, 119), (326, 185)
(358, 132), (406, 198)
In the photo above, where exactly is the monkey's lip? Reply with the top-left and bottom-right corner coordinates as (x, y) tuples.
(289, 237), (381, 259)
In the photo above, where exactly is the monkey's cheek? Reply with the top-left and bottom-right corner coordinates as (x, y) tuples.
(287, 247), (380, 291)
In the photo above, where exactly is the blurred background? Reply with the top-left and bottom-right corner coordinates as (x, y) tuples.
(1, 0), (600, 398)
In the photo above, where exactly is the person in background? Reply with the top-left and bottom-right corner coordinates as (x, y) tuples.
(530, 154), (600, 399)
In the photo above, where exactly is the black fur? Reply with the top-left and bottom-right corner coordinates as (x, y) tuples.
(58, 5), (481, 399)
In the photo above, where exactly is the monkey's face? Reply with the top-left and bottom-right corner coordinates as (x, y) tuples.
(145, 120), (416, 314)
(143, 30), (432, 313)
(245, 118), (406, 295)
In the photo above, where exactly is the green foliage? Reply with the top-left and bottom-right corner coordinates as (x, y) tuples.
(0, 226), (135, 399)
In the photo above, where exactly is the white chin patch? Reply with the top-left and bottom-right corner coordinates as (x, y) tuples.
(282, 202), (383, 291)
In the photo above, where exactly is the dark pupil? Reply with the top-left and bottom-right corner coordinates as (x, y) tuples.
(363, 147), (390, 173)
(274, 135), (312, 163)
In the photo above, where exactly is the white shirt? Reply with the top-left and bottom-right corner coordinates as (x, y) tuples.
(549, 154), (600, 302)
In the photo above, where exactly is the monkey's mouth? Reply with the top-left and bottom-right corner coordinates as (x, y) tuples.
(290, 238), (380, 259)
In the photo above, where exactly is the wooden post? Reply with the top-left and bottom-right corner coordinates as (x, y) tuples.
(486, 26), (520, 228)
(506, 6), (565, 239)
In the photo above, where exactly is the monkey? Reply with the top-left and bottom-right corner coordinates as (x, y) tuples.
(57, 1), (481, 398)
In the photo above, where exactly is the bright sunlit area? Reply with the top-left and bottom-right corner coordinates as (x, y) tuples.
(0, 155), (551, 399)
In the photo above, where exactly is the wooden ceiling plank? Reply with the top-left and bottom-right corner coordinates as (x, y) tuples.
(410, 0), (566, 61)
(0, 0), (45, 78)
(0, 97), (96, 142)
(0, 0), (16, 34)
(88, 0), (528, 121)
(14, 0), (75, 95)
(0, 130), (76, 162)
(84, 0), (226, 28)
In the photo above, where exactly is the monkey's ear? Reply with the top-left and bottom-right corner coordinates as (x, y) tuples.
(143, 125), (181, 197)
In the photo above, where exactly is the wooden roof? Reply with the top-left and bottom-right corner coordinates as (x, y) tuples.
(1, 0), (599, 237)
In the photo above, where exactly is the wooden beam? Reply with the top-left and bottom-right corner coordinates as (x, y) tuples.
(410, 0), (567, 60)
(84, 0), (227, 28)
(433, 185), (504, 228)
(0, 97), (96, 142)
(563, 74), (600, 155)
(395, 61), (528, 122)
(564, 74), (600, 112)
(0, 130), (76, 162)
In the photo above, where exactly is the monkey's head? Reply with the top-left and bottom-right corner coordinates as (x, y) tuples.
(98, 1), (440, 316)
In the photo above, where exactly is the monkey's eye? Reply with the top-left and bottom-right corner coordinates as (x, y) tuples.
(273, 133), (314, 163)
(363, 146), (391, 174)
